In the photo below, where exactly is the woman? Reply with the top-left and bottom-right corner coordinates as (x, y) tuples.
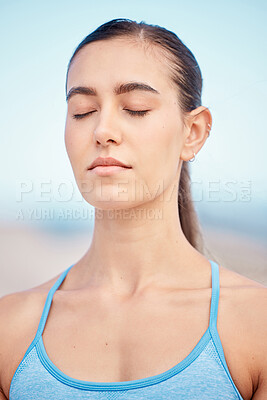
(0, 18), (266, 400)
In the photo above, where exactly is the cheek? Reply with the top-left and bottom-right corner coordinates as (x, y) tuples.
(64, 119), (88, 170)
(137, 117), (181, 181)
(64, 126), (77, 172)
(127, 121), (180, 205)
(64, 123), (72, 159)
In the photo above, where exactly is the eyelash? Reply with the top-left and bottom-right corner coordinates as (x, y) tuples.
(72, 109), (150, 120)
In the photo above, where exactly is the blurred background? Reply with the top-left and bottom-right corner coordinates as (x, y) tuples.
(1, 0), (266, 296)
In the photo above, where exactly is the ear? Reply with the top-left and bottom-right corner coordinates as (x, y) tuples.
(180, 106), (212, 162)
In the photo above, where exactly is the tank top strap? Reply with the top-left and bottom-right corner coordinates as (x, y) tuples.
(208, 259), (220, 330)
(34, 263), (75, 341)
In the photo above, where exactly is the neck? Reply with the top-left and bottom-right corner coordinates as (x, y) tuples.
(75, 187), (208, 296)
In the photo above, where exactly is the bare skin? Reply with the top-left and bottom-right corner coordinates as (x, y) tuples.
(1, 38), (266, 399)
(0, 261), (266, 399)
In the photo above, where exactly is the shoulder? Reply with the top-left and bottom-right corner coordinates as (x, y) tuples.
(219, 265), (267, 397)
(218, 264), (266, 341)
(0, 272), (62, 334)
(218, 264), (267, 313)
(0, 273), (61, 397)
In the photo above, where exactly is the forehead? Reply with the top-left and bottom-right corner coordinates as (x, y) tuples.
(67, 38), (175, 95)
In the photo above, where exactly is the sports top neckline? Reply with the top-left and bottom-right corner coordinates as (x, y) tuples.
(18, 259), (221, 391)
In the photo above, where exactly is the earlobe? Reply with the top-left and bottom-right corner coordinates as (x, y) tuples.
(188, 152), (196, 162)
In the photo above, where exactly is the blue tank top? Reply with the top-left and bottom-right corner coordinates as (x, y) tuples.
(9, 260), (244, 399)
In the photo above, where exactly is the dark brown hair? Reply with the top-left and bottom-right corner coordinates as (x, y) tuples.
(66, 18), (205, 252)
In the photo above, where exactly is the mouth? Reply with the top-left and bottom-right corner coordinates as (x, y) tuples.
(88, 165), (132, 176)
(88, 157), (132, 170)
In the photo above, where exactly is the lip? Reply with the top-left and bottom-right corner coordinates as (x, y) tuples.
(88, 157), (132, 170)
(88, 165), (131, 176)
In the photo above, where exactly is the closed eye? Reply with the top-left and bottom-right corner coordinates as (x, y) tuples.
(72, 111), (96, 120)
(124, 109), (150, 117)
(72, 109), (150, 120)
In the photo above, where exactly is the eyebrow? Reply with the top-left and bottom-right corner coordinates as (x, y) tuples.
(66, 82), (160, 102)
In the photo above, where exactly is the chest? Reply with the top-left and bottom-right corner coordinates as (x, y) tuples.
(40, 290), (252, 399)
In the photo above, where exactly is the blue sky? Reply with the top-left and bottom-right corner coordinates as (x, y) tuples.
(1, 0), (266, 235)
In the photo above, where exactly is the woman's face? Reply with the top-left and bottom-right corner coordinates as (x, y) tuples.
(65, 38), (186, 210)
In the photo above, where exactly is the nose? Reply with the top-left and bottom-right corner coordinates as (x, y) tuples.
(93, 107), (122, 147)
